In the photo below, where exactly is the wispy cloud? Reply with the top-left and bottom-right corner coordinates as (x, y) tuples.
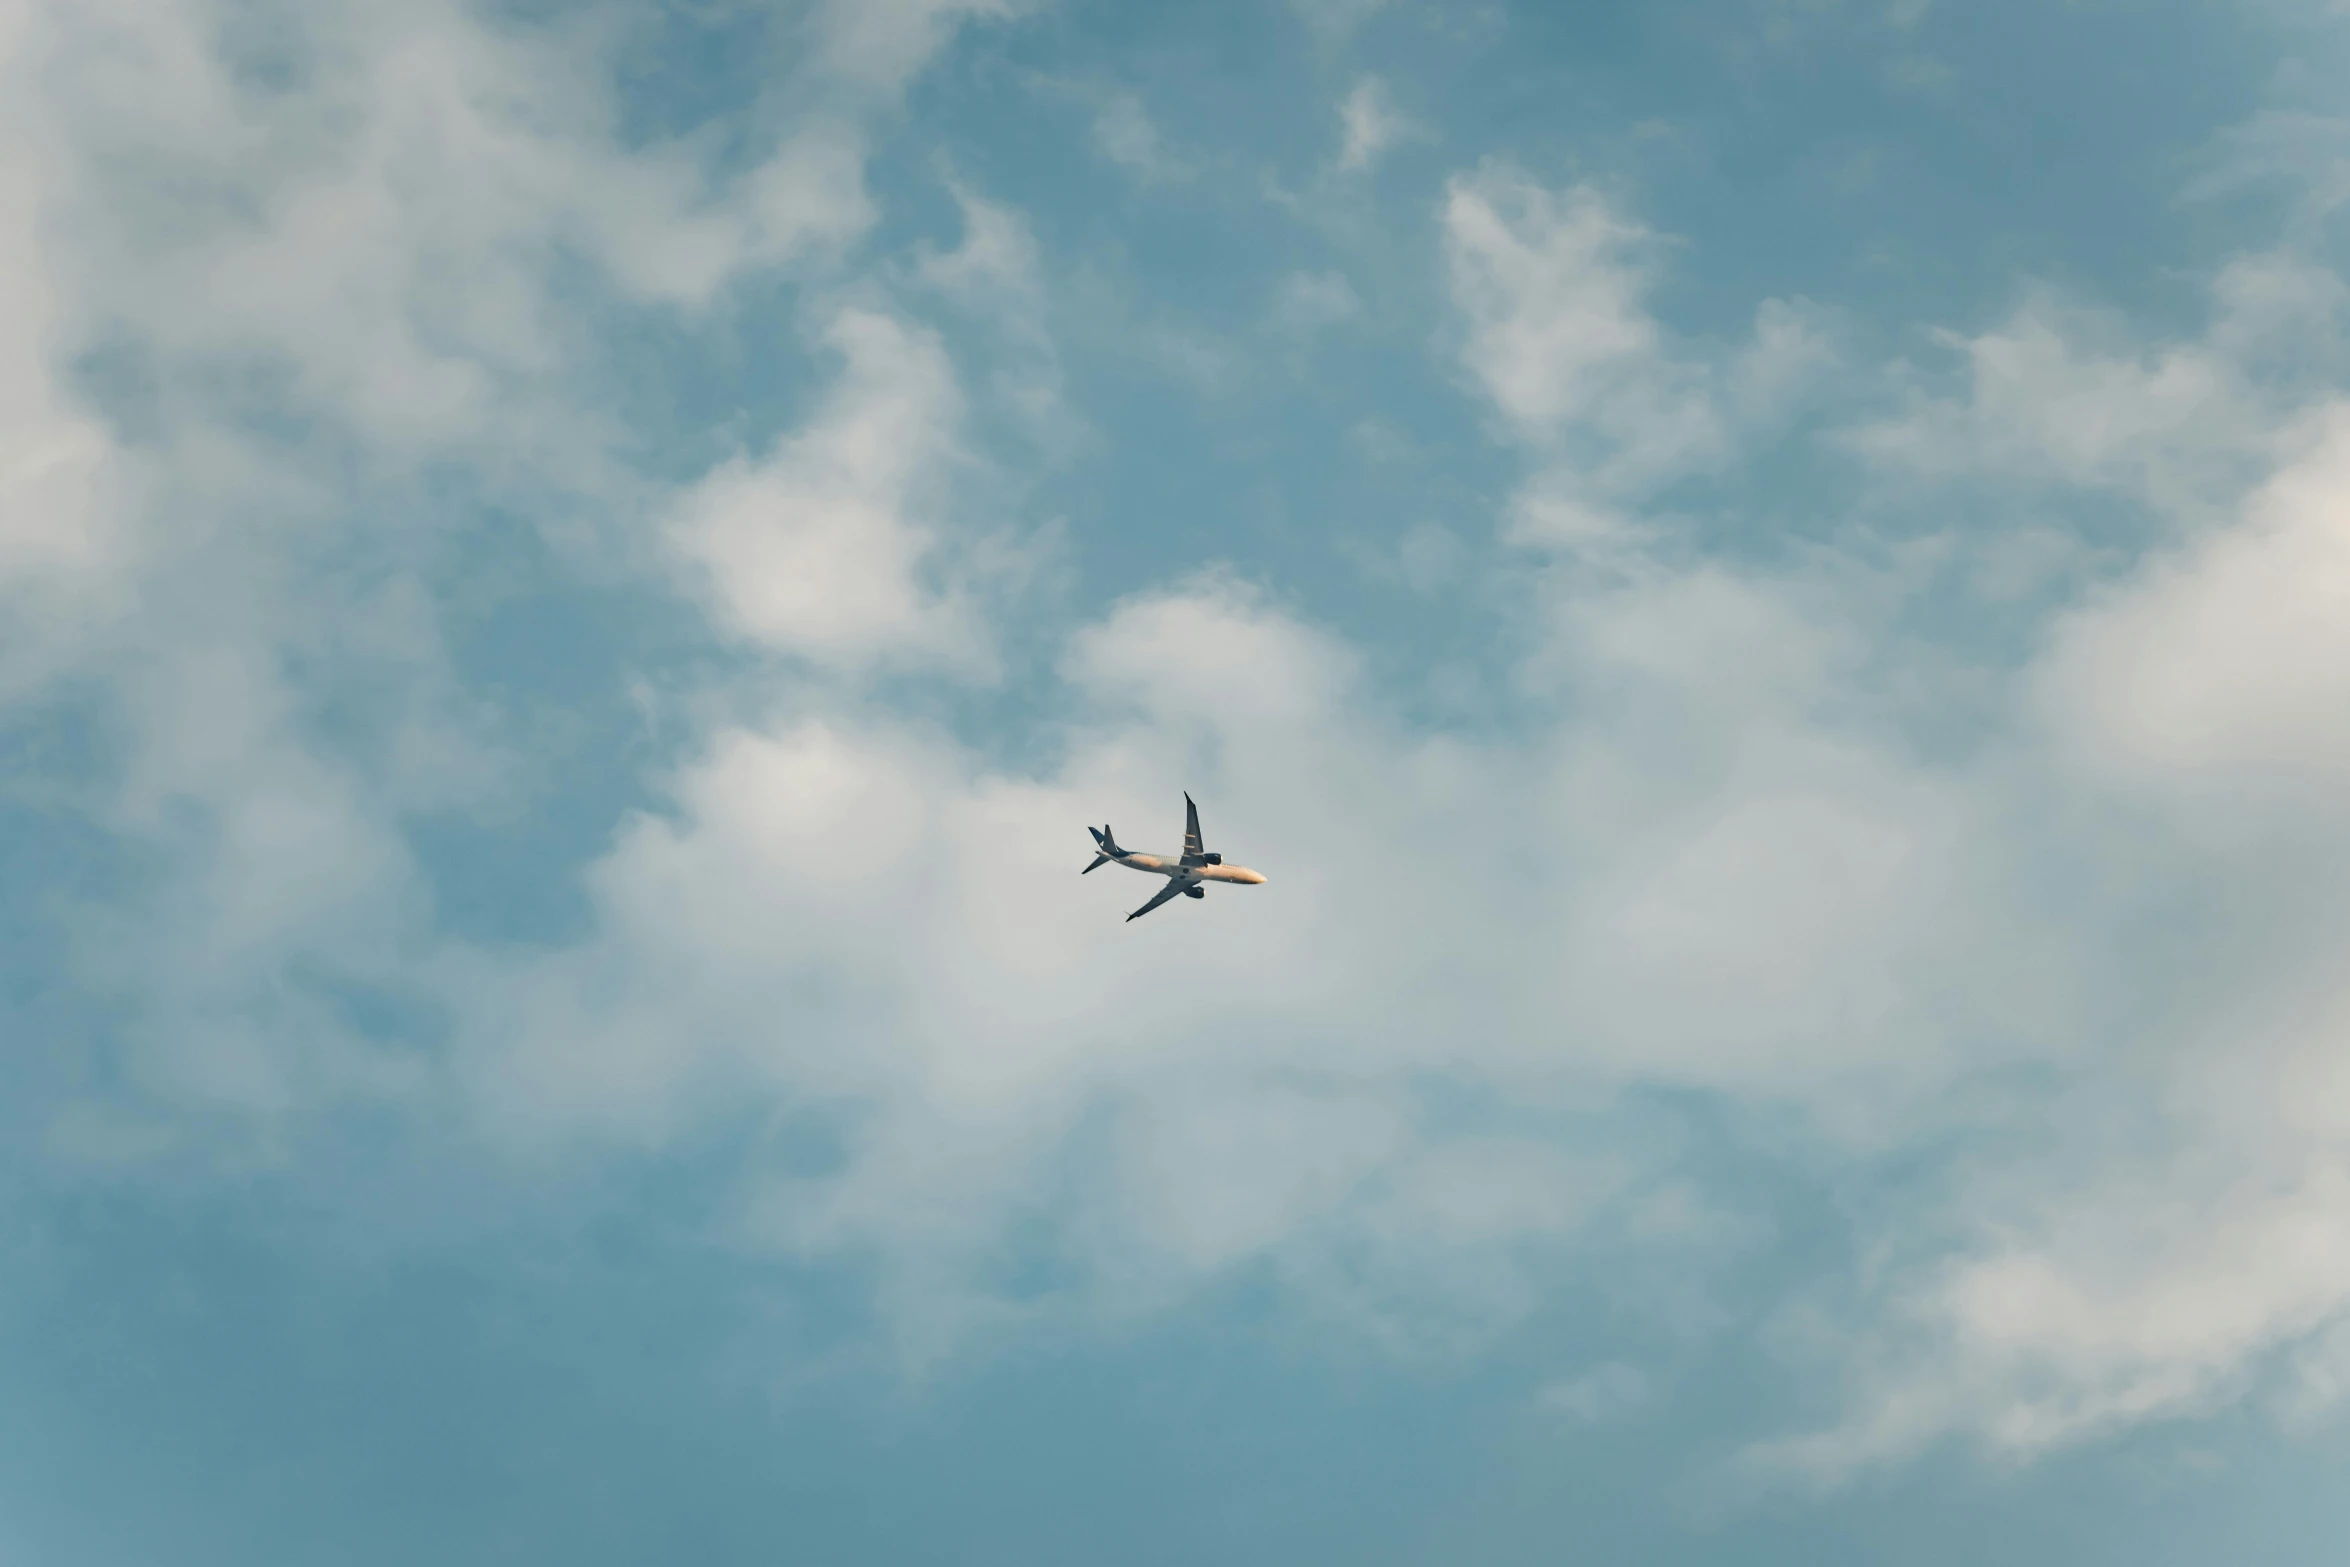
(1337, 76), (1416, 171)
(14, 0), (2350, 1548)
(1274, 268), (1362, 331)
(1290, 0), (1392, 39)
(1091, 91), (1189, 180)
(666, 309), (992, 674)
(1442, 162), (1838, 539)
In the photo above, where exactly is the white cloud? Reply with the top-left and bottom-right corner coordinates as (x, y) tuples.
(667, 308), (992, 673)
(441, 525), (2074, 1362)
(1430, 139), (2350, 1478)
(1088, 91), (1191, 181)
(0, 32), (2085, 1371)
(2280, 1314), (2350, 1426)
(0, 5), (137, 683)
(916, 185), (1044, 303)
(1290, 0), (1391, 37)
(0, 0), (1010, 1152)
(1842, 257), (2346, 516)
(25, 0), (874, 483)
(1393, 520), (1463, 590)
(598, 127), (877, 306)
(1540, 1361), (1652, 1422)
(1753, 337), (2350, 1479)
(1730, 296), (1846, 422)
(815, 0), (1020, 94)
(1764, 1167), (2350, 1473)
(2189, 110), (2350, 225)
(1337, 77), (1412, 172)
(1275, 269), (1362, 331)
(1105, 1087), (1410, 1276)
(1442, 163), (1836, 522)
(912, 184), (1068, 447)
(20, 0), (2350, 1498)
(2037, 403), (2350, 796)
(1444, 168), (1669, 438)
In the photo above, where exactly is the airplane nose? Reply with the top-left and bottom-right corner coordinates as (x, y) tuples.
(1245, 869), (1267, 885)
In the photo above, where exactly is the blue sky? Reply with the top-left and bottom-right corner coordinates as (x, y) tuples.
(8, 0), (2350, 1561)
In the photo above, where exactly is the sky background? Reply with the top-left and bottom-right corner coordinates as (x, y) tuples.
(8, 0), (2350, 1561)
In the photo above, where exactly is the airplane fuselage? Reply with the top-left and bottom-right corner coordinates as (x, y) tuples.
(1111, 852), (1267, 886)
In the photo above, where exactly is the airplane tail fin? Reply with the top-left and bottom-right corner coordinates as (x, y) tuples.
(1083, 823), (1121, 874)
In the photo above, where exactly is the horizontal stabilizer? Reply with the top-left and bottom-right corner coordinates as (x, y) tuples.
(1083, 853), (1110, 874)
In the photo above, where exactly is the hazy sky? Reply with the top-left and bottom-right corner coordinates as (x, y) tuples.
(8, 0), (2350, 1561)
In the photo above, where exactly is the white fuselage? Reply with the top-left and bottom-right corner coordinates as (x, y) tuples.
(1115, 852), (1267, 886)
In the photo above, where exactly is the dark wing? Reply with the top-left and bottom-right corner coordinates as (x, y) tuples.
(1181, 792), (1206, 865)
(1125, 878), (1192, 923)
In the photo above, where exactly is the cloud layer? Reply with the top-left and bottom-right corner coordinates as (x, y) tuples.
(8, 0), (2350, 1545)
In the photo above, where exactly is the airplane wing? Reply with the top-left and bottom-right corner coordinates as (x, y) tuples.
(1181, 792), (1206, 865)
(1126, 878), (1191, 923)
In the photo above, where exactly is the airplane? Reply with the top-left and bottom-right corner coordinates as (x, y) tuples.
(1084, 793), (1267, 922)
